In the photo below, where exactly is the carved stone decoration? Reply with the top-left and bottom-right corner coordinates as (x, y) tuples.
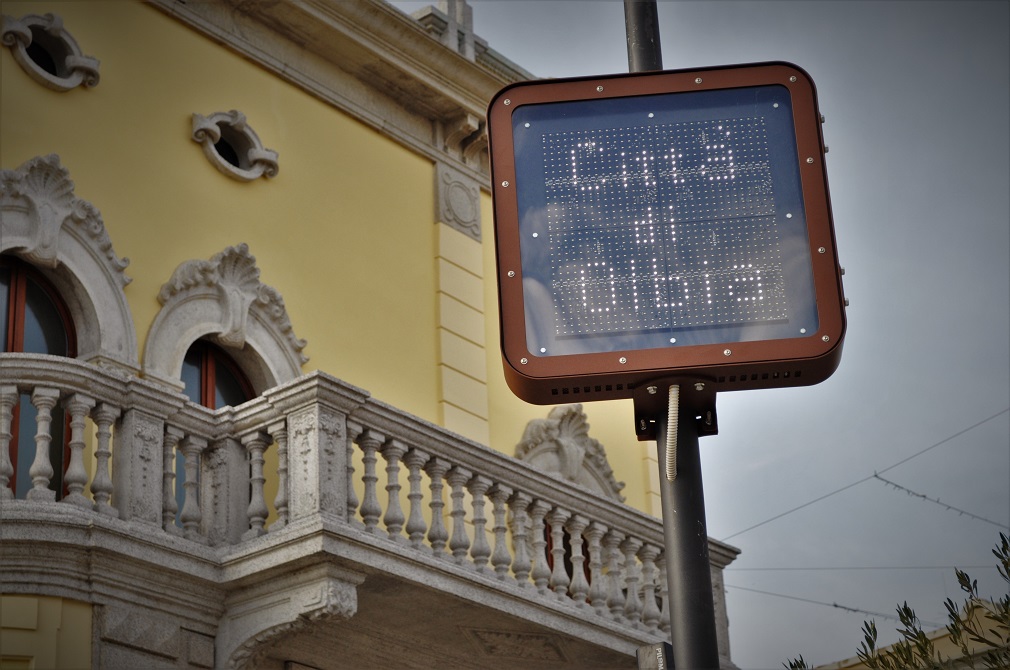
(286, 406), (347, 521)
(515, 404), (626, 501)
(192, 110), (278, 182)
(317, 410), (345, 516)
(143, 243), (307, 392)
(220, 564), (364, 670)
(444, 112), (480, 153)
(2, 13), (100, 91)
(158, 243), (260, 348)
(289, 407), (320, 518)
(1, 154), (138, 371)
(461, 130), (488, 165)
(462, 628), (568, 662)
(111, 410), (165, 525)
(436, 162), (481, 241)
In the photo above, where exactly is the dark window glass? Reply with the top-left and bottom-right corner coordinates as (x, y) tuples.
(23, 276), (68, 356)
(181, 348), (202, 405)
(214, 356), (251, 409)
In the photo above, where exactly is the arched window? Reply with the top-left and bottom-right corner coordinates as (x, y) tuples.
(173, 339), (254, 524)
(1, 255), (77, 499)
(181, 339), (255, 410)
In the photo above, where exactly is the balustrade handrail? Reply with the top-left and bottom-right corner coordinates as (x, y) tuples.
(2, 352), (738, 647)
(0, 352), (738, 557)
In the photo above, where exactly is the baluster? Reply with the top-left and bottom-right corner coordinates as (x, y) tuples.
(622, 536), (644, 625)
(356, 430), (383, 533)
(243, 431), (270, 539)
(604, 529), (626, 620)
(162, 426), (183, 533)
(488, 484), (512, 580)
(179, 435), (206, 541)
(27, 387), (60, 501)
(567, 514), (590, 605)
(467, 475), (492, 572)
(403, 448), (429, 549)
(508, 492), (532, 587)
(344, 421), (362, 528)
(657, 553), (671, 634)
(586, 521), (608, 613)
(268, 419), (289, 530)
(90, 403), (119, 516)
(639, 543), (662, 632)
(0, 386), (17, 500)
(446, 466), (471, 564)
(62, 394), (95, 507)
(528, 500), (552, 594)
(547, 507), (572, 598)
(424, 458), (450, 557)
(379, 439), (407, 542)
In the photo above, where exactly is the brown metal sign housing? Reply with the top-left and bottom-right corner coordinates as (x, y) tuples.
(487, 62), (845, 406)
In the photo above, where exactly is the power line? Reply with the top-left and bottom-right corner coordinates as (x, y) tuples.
(727, 565), (995, 572)
(725, 583), (943, 628)
(719, 407), (1010, 542)
(874, 473), (1010, 530)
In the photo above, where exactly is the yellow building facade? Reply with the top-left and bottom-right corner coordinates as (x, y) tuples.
(1, 2), (737, 667)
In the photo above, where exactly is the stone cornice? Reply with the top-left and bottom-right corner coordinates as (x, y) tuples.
(277, 0), (520, 118)
(147, 0), (533, 186)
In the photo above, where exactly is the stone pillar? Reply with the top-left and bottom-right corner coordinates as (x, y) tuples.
(112, 409), (164, 525)
(434, 162), (489, 444)
(286, 404), (348, 523)
(203, 436), (248, 546)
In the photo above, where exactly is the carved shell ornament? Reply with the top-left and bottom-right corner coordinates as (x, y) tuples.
(156, 244), (308, 365)
(0, 154), (130, 278)
(1, 13), (100, 91)
(515, 404), (626, 501)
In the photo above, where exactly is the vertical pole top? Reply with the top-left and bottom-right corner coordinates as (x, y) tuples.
(624, 0), (663, 73)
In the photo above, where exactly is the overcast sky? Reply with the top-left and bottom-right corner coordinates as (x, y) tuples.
(395, 1), (1010, 667)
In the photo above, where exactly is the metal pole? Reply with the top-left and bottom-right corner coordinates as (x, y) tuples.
(625, 5), (721, 666)
(624, 0), (663, 72)
(657, 412), (721, 669)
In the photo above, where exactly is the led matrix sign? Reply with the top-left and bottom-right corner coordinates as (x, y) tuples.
(488, 63), (846, 405)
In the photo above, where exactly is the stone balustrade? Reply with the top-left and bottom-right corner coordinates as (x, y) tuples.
(1, 352), (738, 661)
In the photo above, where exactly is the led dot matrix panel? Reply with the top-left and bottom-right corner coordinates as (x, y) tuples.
(488, 62), (846, 404)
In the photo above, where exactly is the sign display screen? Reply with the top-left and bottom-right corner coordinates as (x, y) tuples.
(488, 63), (846, 404)
(513, 85), (816, 357)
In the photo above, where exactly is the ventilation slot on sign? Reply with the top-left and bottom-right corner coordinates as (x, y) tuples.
(551, 383), (626, 397)
(717, 371), (803, 385)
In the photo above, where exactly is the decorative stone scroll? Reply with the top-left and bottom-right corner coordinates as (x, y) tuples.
(221, 564), (364, 669)
(192, 110), (278, 182)
(143, 243), (307, 392)
(514, 404), (626, 501)
(2, 13), (100, 91)
(0, 154), (138, 371)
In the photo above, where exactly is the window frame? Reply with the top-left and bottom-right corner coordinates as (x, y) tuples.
(2, 255), (77, 498)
